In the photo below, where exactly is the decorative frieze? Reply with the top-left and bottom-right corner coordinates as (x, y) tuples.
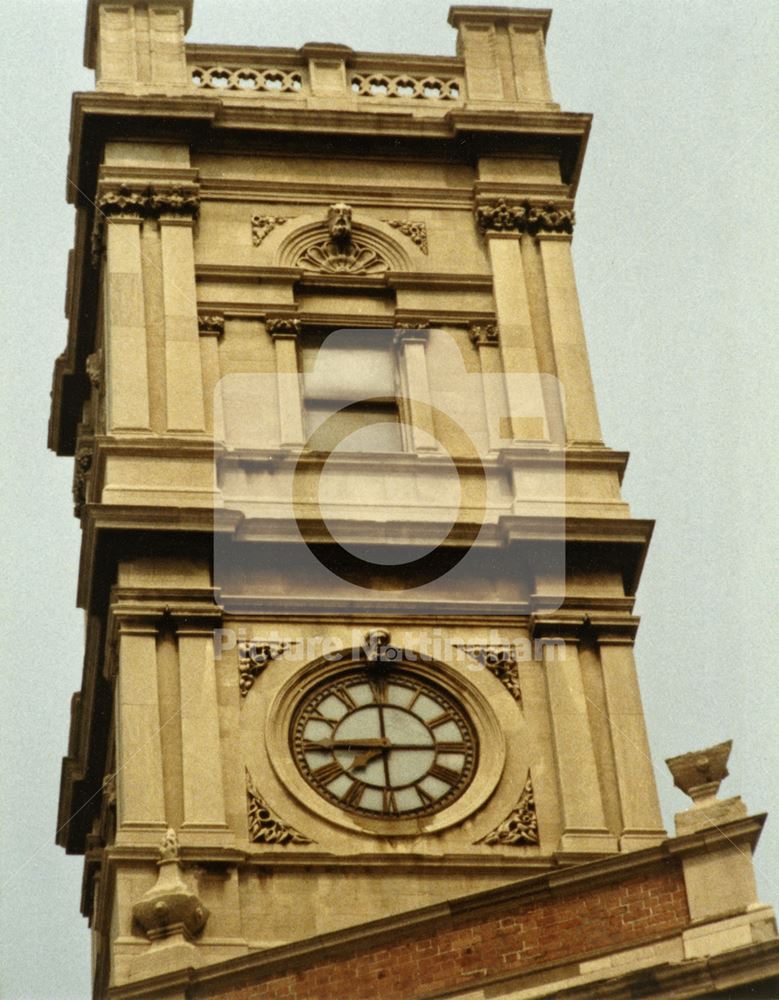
(266, 317), (302, 339)
(197, 314), (224, 337)
(456, 645), (521, 704)
(468, 323), (499, 347)
(251, 214), (289, 246)
(351, 73), (461, 101)
(246, 769), (312, 845)
(476, 198), (575, 237)
(192, 66), (303, 94)
(477, 773), (538, 846)
(383, 220), (429, 254)
(238, 640), (296, 696)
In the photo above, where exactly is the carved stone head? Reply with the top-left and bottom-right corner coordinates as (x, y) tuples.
(328, 202), (353, 245)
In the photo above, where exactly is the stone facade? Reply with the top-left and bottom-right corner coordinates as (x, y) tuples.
(50, 2), (776, 997)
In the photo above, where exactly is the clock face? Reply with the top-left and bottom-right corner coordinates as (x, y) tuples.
(290, 668), (477, 818)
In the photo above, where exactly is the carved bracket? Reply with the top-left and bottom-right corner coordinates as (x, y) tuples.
(383, 220), (429, 254)
(197, 314), (224, 337)
(455, 645), (522, 704)
(468, 323), (499, 347)
(477, 773), (538, 846)
(238, 640), (296, 696)
(246, 769), (313, 845)
(476, 198), (575, 237)
(266, 317), (302, 339)
(251, 214), (289, 246)
(131, 829), (210, 942)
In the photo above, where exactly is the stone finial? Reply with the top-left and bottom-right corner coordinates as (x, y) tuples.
(666, 740), (732, 804)
(131, 828), (208, 945)
(666, 740), (747, 836)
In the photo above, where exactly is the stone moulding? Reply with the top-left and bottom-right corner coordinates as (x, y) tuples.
(455, 645), (522, 704)
(238, 640), (296, 696)
(476, 198), (575, 236)
(383, 219), (429, 254)
(246, 769), (312, 845)
(251, 214), (289, 246)
(477, 773), (539, 846)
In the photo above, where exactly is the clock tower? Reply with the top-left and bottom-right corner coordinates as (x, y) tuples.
(51, 2), (778, 997)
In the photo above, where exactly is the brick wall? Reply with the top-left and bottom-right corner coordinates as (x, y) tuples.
(205, 864), (689, 1000)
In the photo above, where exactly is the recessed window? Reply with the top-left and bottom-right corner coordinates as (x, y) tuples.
(301, 329), (402, 453)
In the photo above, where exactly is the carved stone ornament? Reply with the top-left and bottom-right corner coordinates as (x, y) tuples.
(246, 769), (312, 845)
(251, 214), (289, 246)
(131, 828), (209, 942)
(666, 739), (732, 804)
(72, 446), (93, 517)
(238, 640), (296, 696)
(296, 202), (388, 275)
(92, 182), (200, 266)
(197, 314), (224, 336)
(477, 773), (539, 846)
(456, 645), (522, 704)
(266, 317), (302, 339)
(363, 628), (401, 664)
(383, 219), (429, 254)
(85, 349), (103, 389)
(147, 184), (200, 219)
(476, 198), (575, 236)
(468, 323), (499, 347)
(96, 183), (148, 219)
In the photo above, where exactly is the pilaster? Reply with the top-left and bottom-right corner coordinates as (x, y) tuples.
(532, 618), (618, 854)
(395, 326), (438, 454)
(267, 318), (305, 449)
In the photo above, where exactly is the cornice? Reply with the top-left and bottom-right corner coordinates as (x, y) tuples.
(104, 815), (768, 1000)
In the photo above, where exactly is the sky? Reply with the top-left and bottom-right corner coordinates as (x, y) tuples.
(1, 1), (777, 997)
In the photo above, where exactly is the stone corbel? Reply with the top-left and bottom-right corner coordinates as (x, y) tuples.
(468, 322), (499, 347)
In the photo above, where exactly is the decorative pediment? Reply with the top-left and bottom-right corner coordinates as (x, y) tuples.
(278, 203), (410, 275)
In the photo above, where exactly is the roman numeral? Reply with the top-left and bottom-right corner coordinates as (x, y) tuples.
(369, 678), (387, 703)
(427, 710), (455, 729)
(383, 789), (398, 814)
(308, 711), (336, 727)
(311, 760), (343, 785)
(428, 763), (461, 785)
(434, 742), (467, 753)
(342, 780), (367, 807)
(333, 685), (357, 710)
(416, 785), (435, 806)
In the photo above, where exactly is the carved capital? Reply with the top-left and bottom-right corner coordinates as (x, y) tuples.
(468, 323), (499, 347)
(477, 773), (538, 846)
(246, 769), (312, 844)
(393, 322), (430, 347)
(85, 349), (103, 389)
(266, 317), (302, 340)
(383, 219), (429, 255)
(666, 740), (732, 804)
(96, 183), (148, 220)
(476, 198), (575, 237)
(148, 184), (200, 220)
(197, 314), (224, 337)
(251, 214), (289, 246)
(72, 445), (93, 517)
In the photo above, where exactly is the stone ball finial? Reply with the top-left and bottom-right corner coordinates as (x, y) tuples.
(666, 739), (732, 803)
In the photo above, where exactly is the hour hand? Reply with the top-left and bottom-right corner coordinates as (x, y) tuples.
(305, 738), (388, 751)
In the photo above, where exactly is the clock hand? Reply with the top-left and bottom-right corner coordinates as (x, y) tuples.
(350, 747), (384, 769)
(306, 738), (389, 750)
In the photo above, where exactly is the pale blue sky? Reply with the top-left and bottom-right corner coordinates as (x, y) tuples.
(1, 1), (777, 997)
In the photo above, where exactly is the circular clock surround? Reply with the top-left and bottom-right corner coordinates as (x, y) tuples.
(265, 651), (507, 837)
(290, 668), (478, 819)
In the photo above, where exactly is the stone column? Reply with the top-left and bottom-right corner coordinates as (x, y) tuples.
(395, 326), (438, 453)
(476, 208), (546, 445)
(154, 184), (206, 434)
(177, 626), (232, 846)
(533, 618), (617, 853)
(115, 622), (166, 843)
(468, 323), (506, 453)
(100, 186), (151, 433)
(197, 313), (223, 437)
(594, 620), (666, 850)
(537, 230), (603, 445)
(267, 318), (306, 449)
